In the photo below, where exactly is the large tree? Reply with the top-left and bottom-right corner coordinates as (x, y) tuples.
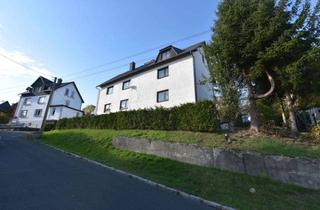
(82, 105), (96, 115)
(207, 0), (319, 134)
(255, 0), (320, 136)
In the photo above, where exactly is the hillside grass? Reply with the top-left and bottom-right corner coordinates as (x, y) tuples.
(41, 129), (320, 210)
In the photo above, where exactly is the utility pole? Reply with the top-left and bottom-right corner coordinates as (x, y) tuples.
(40, 77), (57, 133)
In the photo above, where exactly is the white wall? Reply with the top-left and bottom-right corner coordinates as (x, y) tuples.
(47, 106), (82, 120)
(51, 83), (82, 110)
(15, 94), (49, 128)
(193, 49), (214, 101)
(14, 83), (83, 128)
(97, 55), (196, 115)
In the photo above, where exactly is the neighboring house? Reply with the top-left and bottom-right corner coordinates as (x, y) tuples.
(96, 41), (213, 114)
(13, 76), (84, 128)
(306, 107), (320, 125)
(0, 101), (11, 113)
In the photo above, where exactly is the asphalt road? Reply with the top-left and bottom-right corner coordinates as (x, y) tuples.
(0, 131), (216, 210)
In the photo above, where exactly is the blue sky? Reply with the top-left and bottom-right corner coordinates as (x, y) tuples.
(0, 0), (217, 106)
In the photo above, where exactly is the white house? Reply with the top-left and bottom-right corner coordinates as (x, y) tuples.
(96, 41), (213, 115)
(13, 76), (84, 128)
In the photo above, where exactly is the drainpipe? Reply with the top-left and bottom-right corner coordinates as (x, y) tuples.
(95, 87), (101, 115)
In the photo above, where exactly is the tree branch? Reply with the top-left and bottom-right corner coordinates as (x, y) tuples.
(254, 70), (276, 99)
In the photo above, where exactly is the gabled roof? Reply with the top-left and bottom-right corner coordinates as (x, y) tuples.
(98, 41), (205, 88)
(30, 76), (53, 88)
(0, 101), (11, 112)
(54, 82), (85, 103)
(20, 76), (84, 103)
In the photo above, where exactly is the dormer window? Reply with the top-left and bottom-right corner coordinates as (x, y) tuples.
(161, 50), (171, 60)
(156, 46), (180, 62)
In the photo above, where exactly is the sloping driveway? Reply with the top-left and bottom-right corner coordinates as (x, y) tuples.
(0, 131), (217, 210)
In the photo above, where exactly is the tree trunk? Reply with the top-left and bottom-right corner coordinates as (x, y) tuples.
(247, 81), (260, 133)
(244, 70), (275, 133)
(229, 120), (235, 132)
(279, 97), (287, 127)
(285, 92), (299, 137)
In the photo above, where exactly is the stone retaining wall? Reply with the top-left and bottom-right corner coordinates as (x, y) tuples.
(112, 137), (320, 190)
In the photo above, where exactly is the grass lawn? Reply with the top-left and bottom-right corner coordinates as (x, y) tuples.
(41, 129), (320, 210)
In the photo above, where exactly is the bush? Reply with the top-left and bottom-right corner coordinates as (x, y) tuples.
(0, 112), (10, 124)
(56, 101), (219, 132)
(44, 121), (57, 131)
(311, 125), (320, 142)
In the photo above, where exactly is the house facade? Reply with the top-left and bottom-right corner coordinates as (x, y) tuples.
(13, 76), (84, 128)
(96, 42), (213, 115)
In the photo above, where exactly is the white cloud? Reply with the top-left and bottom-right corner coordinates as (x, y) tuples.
(0, 48), (55, 103)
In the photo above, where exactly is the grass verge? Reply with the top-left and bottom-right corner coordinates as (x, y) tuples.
(41, 129), (320, 210)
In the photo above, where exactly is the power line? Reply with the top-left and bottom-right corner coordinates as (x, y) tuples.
(0, 53), (53, 77)
(68, 57), (153, 81)
(0, 30), (211, 93)
(62, 30), (210, 78)
(0, 84), (28, 91)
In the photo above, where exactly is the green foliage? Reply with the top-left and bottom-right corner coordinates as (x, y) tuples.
(56, 101), (219, 132)
(257, 100), (282, 126)
(207, 0), (320, 132)
(0, 112), (10, 124)
(205, 45), (241, 124)
(82, 104), (96, 115)
(44, 121), (57, 131)
(311, 125), (320, 142)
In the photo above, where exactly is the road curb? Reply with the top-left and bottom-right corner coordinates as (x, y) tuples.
(44, 143), (235, 210)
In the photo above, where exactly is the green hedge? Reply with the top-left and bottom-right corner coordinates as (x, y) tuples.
(56, 101), (219, 132)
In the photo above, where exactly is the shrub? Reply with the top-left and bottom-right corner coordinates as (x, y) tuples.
(44, 121), (57, 131)
(0, 112), (10, 124)
(56, 101), (219, 132)
(311, 125), (320, 142)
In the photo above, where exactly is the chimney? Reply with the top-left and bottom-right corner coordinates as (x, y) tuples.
(57, 78), (62, 85)
(129, 62), (135, 71)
